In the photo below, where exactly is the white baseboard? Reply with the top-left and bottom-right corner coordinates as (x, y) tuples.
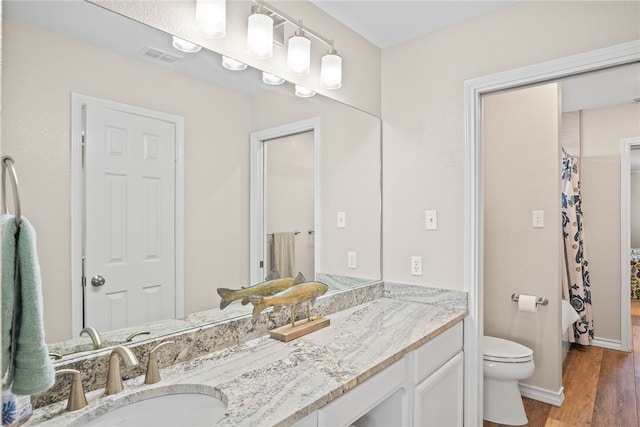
(519, 383), (564, 407)
(592, 337), (622, 351)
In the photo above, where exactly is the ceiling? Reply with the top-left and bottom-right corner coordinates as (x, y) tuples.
(4, 0), (639, 112)
(309, 0), (520, 48)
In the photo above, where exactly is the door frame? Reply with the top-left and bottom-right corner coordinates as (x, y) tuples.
(620, 137), (640, 352)
(249, 117), (321, 284)
(463, 40), (640, 424)
(70, 93), (185, 336)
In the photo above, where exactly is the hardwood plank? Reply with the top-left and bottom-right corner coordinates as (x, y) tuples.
(522, 397), (551, 427)
(591, 348), (637, 426)
(548, 345), (603, 425)
(543, 418), (577, 427)
(634, 324), (640, 421)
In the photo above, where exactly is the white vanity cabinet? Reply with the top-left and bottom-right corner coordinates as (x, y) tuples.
(296, 321), (464, 427)
(412, 322), (464, 427)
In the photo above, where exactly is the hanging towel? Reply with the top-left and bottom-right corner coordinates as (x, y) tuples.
(272, 232), (296, 278)
(1, 214), (55, 395)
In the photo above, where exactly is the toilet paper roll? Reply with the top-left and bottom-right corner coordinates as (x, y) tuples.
(518, 294), (538, 312)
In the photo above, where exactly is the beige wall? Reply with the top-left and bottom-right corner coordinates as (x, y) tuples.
(252, 90), (381, 280)
(89, 0), (382, 117)
(483, 83), (562, 393)
(631, 172), (640, 248)
(581, 103), (640, 342)
(2, 20), (253, 342)
(382, 1), (639, 290)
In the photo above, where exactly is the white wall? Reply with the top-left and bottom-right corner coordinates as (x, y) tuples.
(483, 83), (562, 393)
(2, 20), (253, 342)
(252, 90), (381, 280)
(381, 0), (640, 289)
(88, 0), (382, 117)
(581, 103), (640, 342)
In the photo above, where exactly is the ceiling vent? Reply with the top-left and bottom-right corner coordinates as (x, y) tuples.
(140, 46), (183, 64)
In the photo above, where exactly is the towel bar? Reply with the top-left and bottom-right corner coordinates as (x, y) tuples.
(1, 155), (21, 225)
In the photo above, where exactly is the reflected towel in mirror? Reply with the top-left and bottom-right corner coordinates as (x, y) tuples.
(269, 232), (296, 279)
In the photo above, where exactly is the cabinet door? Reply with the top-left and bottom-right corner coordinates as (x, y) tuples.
(414, 351), (463, 427)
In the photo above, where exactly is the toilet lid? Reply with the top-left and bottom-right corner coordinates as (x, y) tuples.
(483, 336), (533, 362)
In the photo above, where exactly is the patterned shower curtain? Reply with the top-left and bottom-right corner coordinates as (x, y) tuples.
(561, 155), (594, 345)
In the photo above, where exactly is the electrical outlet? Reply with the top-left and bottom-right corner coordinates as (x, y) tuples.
(347, 251), (357, 269)
(425, 210), (438, 230)
(337, 211), (346, 228)
(411, 256), (422, 276)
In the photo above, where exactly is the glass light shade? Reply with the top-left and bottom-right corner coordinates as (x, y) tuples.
(295, 85), (316, 98)
(287, 32), (311, 75)
(262, 72), (285, 85)
(222, 56), (247, 71)
(247, 9), (274, 59)
(321, 50), (342, 89)
(196, 0), (226, 38)
(172, 36), (202, 53)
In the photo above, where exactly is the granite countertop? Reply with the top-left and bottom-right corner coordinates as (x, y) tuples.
(28, 285), (467, 426)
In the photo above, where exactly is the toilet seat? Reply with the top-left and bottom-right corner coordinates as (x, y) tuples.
(483, 336), (533, 363)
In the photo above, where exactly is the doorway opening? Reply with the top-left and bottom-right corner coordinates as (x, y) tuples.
(250, 117), (320, 285)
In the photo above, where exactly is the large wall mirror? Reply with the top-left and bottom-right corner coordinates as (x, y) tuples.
(2, 1), (381, 360)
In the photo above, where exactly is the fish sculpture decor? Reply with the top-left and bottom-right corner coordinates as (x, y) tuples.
(216, 270), (305, 310)
(249, 281), (330, 342)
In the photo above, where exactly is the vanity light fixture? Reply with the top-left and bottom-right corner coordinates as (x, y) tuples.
(172, 36), (202, 53)
(196, 0), (226, 38)
(247, 0), (343, 91)
(247, 5), (274, 59)
(321, 46), (342, 89)
(262, 72), (285, 85)
(287, 25), (311, 75)
(222, 56), (248, 71)
(295, 84), (315, 98)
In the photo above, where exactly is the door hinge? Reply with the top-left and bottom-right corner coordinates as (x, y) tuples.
(259, 260), (264, 268)
(81, 256), (86, 288)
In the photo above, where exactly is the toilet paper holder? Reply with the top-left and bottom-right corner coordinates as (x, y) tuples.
(511, 293), (548, 306)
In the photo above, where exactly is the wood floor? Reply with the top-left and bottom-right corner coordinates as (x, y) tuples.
(484, 299), (640, 427)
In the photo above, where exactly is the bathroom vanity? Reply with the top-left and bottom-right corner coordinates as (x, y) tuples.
(26, 284), (467, 426)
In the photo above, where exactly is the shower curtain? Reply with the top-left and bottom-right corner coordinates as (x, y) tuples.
(561, 155), (594, 345)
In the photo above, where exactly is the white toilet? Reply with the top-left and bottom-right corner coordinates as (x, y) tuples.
(483, 336), (535, 425)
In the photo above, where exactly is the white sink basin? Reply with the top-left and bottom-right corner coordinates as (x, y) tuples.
(84, 392), (227, 426)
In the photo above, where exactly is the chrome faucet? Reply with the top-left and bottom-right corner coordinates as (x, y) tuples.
(105, 345), (139, 395)
(80, 326), (102, 350)
(55, 369), (87, 411)
(144, 341), (175, 385)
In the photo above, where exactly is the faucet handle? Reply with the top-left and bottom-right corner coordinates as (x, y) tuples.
(144, 341), (175, 385)
(125, 330), (151, 342)
(55, 369), (87, 411)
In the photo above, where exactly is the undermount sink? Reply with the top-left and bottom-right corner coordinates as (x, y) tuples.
(82, 391), (227, 426)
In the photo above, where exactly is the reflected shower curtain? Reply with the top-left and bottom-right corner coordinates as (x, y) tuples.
(561, 155), (594, 345)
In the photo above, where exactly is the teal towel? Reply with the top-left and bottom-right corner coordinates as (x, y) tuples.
(2, 215), (54, 395)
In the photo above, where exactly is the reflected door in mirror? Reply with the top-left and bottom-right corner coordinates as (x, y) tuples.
(265, 131), (315, 280)
(84, 101), (178, 331)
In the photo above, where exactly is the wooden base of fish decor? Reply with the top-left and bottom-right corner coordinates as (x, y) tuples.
(270, 316), (330, 342)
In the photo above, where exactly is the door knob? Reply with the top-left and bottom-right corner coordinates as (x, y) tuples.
(91, 275), (106, 287)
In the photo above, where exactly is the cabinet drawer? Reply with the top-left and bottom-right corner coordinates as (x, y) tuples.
(318, 357), (407, 426)
(414, 321), (463, 384)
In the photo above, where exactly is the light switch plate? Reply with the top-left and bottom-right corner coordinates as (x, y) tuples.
(425, 210), (438, 230)
(337, 211), (346, 228)
(532, 210), (544, 228)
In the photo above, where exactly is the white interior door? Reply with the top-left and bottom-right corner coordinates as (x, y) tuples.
(84, 103), (176, 331)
